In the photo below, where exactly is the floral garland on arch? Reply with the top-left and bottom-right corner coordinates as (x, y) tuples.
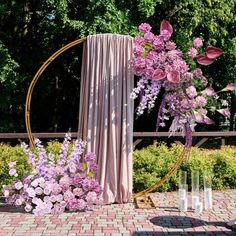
(130, 20), (236, 146)
(3, 133), (103, 215)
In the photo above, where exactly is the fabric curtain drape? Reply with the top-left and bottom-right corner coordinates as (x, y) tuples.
(78, 34), (134, 204)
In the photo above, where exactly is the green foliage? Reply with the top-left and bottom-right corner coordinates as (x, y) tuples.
(0, 142), (236, 194)
(133, 144), (236, 193)
(0, 0), (236, 132)
(0, 141), (76, 193)
(0, 145), (31, 192)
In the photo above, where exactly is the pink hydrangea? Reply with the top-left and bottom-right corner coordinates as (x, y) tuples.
(193, 68), (203, 78)
(196, 96), (207, 107)
(166, 41), (176, 50)
(193, 37), (203, 48)
(188, 48), (198, 58)
(86, 191), (97, 205)
(138, 23), (152, 33)
(186, 86), (197, 98)
(144, 32), (155, 43)
(51, 183), (62, 195)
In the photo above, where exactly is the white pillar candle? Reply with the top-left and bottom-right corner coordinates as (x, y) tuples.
(192, 195), (199, 209)
(179, 189), (186, 199)
(179, 197), (188, 212)
(195, 201), (203, 213)
(204, 187), (213, 210)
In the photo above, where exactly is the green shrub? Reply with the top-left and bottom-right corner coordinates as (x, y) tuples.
(0, 143), (235, 194)
(0, 145), (31, 192)
(0, 141), (79, 193)
(133, 144), (236, 193)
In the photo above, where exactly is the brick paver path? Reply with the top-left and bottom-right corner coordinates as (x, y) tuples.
(0, 190), (235, 236)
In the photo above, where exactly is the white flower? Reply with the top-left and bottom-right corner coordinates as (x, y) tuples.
(27, 187), (36, 198)
(25, 204), (32, 212)
(14, 181), (23, 190)
(31, 179), (39, 188)
(4, 190), (10, 197)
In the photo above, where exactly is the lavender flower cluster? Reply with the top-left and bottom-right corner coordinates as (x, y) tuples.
(131, 20), (236, 136)
(3, 133), (103, 215)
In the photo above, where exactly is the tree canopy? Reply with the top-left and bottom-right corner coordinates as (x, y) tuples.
(0, 0), (235, 133)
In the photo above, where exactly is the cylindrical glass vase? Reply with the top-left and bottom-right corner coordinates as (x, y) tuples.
(179, 184), (188, 212)
(191, 170), (199, 209)
(204, 172), (213, 210)
(178, 171), (188, 212)
(179, 170), (187, 187)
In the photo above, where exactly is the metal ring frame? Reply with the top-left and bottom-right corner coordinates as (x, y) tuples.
(25, 37), (188, 203)
(25, 37), (86, 148)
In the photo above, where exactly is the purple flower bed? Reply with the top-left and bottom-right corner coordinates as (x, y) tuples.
(3, 133), (103, 215)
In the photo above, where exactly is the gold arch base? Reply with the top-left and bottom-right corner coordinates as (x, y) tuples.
(25, 37), (190, 208)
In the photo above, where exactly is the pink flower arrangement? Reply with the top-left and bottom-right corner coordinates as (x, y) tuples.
(3, 133), (103, 215)
(130, 20), (236, 145)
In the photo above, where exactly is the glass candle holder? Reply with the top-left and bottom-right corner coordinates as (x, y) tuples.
(191, 170), (199, 209)
(179, 184), (188, 212)
(179, 170), (187, 187)
(204, 172), (213, 210)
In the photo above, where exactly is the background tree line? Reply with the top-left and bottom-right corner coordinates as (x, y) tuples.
(0, 0), (236, 134)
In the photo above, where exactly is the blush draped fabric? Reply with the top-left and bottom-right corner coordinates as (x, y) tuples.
(78, 34), (134, 204)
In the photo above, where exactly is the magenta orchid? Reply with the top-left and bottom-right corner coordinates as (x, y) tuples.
(3, 133), (103, 215)
(130, 20), (236, 146)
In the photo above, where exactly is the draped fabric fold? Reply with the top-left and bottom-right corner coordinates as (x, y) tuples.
(78, 34), (134, 204)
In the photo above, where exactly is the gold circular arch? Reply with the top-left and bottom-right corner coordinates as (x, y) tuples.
(25, 36), (190, 207)
(25, 37), (86, 148)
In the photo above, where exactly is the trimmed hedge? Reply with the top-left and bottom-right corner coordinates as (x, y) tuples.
(133, 144), (236, 193)
(0, 143), (236, 193)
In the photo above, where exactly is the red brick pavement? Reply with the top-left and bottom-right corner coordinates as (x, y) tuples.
(0, 190), (235, 236)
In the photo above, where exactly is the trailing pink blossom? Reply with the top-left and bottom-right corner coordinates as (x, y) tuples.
(217, 108), (230, 118)
(201, 87), (215, 96)
(221, 84), (236, 92)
